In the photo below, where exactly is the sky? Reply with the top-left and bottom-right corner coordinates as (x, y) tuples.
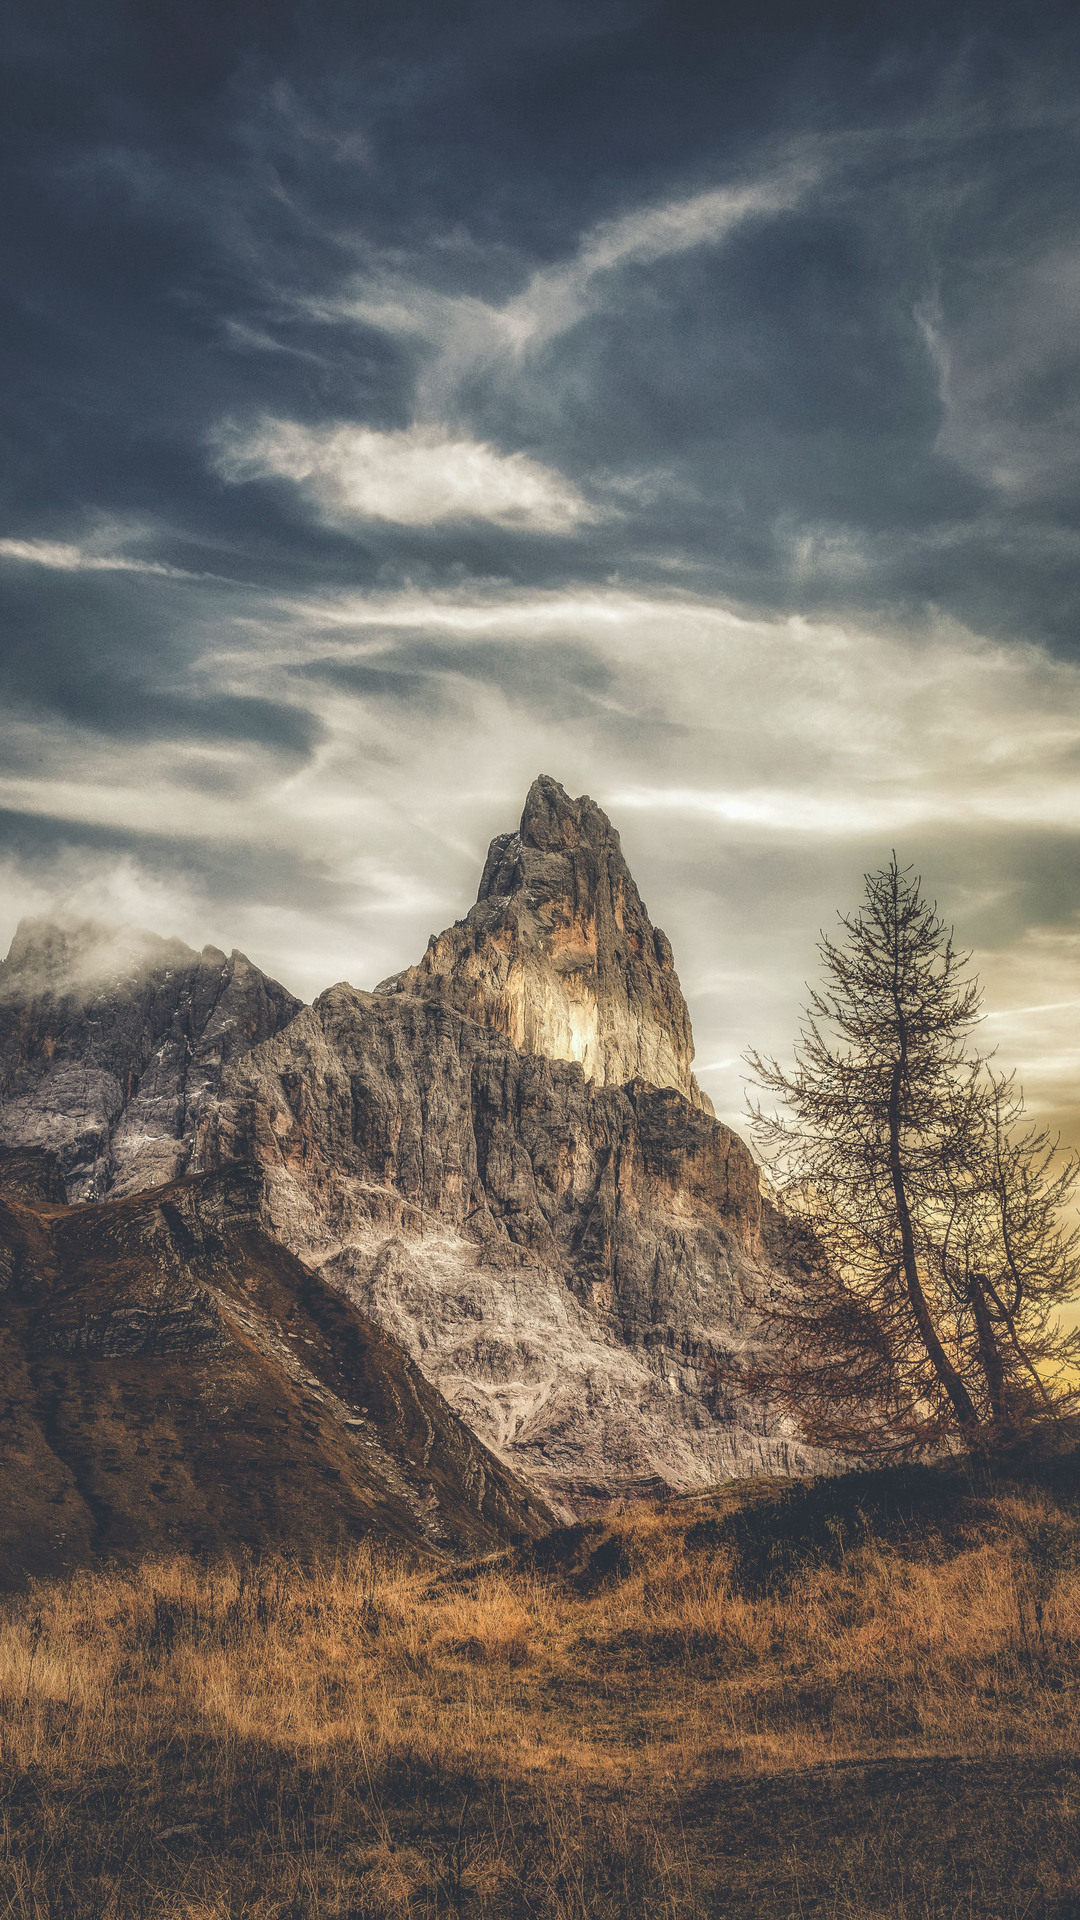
(2, 0), (1079, 1143)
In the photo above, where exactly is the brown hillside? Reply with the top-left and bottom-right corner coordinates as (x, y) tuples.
(0, 1151), (552, 1590)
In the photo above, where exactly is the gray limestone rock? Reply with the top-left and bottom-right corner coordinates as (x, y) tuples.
(377, 775), (714, 1114)
(0, 788), (820, 1514)
(199, 985), (820, 1512)
(0, 917), (302, 1202)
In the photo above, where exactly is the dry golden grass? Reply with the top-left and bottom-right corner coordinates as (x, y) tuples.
(2, 1458), (1080, 1917)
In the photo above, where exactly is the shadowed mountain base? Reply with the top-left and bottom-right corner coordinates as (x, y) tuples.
(0, 1150), (551, 1589)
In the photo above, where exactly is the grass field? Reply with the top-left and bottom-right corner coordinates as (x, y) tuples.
(3, 1453), (1080, 1918)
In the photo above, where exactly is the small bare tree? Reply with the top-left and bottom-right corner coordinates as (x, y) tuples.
(939, 1071), (1080, 1426)
(745, 859), (1080, 1455)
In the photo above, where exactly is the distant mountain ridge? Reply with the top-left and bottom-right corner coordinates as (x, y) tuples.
(0, 918), (301, 1202)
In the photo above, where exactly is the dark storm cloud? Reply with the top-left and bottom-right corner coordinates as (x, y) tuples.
(0, 564), (320, 754)
(2, 1), (1077, 650)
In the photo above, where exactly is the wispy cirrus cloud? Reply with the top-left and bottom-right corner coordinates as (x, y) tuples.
(211, 418), (598, 532)
(0, 538), (198, 578)
(319, 154), (823, 416)
(492, 158), (821, 352)
(917, 242), (1080, 500)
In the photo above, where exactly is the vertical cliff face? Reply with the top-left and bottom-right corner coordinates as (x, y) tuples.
(198, 986), (818, 1511)
(0, 785), (816, 1518)
(376, 776), (713, 1114)
(0, 917), (302, 1201)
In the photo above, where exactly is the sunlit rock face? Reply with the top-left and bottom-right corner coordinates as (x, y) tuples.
(377, 775), (714, 1116)
(198, 985), (816, 1513)
(0, 917), (302, 1201)
(0, 789), (818, 1514)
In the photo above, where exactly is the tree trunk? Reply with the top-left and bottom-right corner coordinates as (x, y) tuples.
(888, 1061), (980, 1429)
(967, 1272), (1012, 1425)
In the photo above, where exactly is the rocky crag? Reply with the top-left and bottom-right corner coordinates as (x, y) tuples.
(0, 777), (819, 1529)
(0, 1147), (551, 1589)
(198, 984), (815, 1514)
(377, 775), (713, 1114)
(0, 918), (301, 1202)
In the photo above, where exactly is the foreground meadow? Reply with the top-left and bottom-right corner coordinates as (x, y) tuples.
(2, 1457), (1079, 1919)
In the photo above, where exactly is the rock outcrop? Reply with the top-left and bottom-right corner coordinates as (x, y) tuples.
(199, 985), (817, 1513)
(0, 1154), (552, 1589)
(377, 776), (713, 1114)
(0, 917), (302, 1202)
(0, 780), (817, 1525)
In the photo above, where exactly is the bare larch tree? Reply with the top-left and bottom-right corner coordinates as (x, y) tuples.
(745, 859), (1080, 1455)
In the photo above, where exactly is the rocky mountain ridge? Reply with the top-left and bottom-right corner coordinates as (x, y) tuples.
(0, 776), (817, 1550)
(0, 917), (301, 1202)
(198, 982), (816, 1513)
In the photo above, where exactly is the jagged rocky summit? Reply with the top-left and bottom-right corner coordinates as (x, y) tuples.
(0, 777), (822, 1539)
(191, 781), (819, 1507)
(0, 917), (301, 1202)
(377, 775), (714, 1114)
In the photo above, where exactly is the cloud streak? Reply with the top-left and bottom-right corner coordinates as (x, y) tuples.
(212, 419), (597, 531)
(485, 160), (822, 353)
(0, 539), (198, 579)
(322, 153), (823, 426)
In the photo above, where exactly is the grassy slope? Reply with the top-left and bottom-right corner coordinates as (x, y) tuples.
(2, 1451), (1079, 1918)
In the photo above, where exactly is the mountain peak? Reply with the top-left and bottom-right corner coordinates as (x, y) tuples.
(520, 773), (604, 851)
(378, 775), (712, 1112)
